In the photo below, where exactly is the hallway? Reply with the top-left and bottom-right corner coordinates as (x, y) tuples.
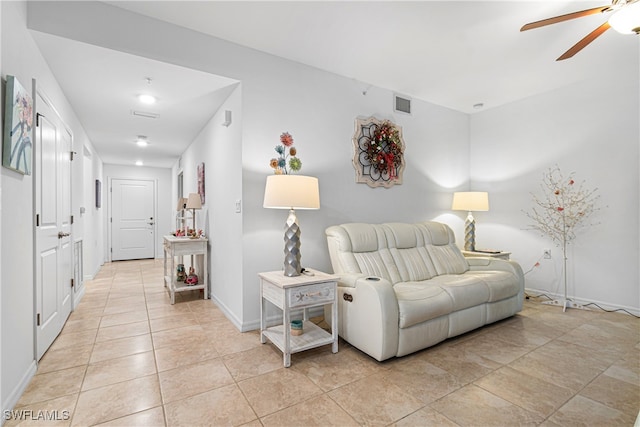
(7, 259), (640, 426)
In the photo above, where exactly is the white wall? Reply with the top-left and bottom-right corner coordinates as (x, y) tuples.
(1, 0), (102, 413)
(80, 144), (105, 279)
(103, 164), (172, 260)
(469, 57), (639, 312)
(172, 84), (244, 326)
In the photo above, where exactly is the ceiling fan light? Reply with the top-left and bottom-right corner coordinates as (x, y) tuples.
(609, 2), (640, 34)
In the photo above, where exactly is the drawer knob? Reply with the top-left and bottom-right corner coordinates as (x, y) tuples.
(343, 293), (353, 302)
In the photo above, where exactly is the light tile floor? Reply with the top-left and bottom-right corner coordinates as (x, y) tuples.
(9, 259), (640, 426)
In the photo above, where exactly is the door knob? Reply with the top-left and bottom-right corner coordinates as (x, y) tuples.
(57, 232), (70, 239)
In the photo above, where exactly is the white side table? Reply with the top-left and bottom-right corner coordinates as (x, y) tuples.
(462, 250), (511, 260)
(163, 235), (208, 304)
(259, 269), (338, 367)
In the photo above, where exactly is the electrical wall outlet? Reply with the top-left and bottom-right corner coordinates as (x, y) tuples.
(543, 249), (551, 259)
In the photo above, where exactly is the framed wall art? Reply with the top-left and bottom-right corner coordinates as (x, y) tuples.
(352, 116), (405, 188)
(95, 179), (102, 208)
(2, 75), (33, 175)
(197, 162), (205, 204)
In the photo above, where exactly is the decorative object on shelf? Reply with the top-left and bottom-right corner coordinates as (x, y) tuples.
(185, 266), (199, 285)
(186, 193), (202, 232)
(269, 132), (302, 175)
(263, 175), (320, 277)
(525, 165), (601, 312)
(452, 192), (489, 252)
(291, 319), (303, 336)
(3, 75), (33, 175)
(352, 116), (405, 188)
(187, 228), (203, 239)
(197, 163), (205, 204)
(176, 263), (186, 282)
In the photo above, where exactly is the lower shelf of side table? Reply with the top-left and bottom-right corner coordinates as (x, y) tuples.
(164, 275), (206, 293)
(262, 321), (334, 355)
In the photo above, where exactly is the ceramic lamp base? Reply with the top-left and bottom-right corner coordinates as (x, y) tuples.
(283, 209), (302, 277)
(464, 212), (476, 252)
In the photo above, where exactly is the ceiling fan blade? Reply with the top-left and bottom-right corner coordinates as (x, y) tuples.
(556, 21), (611, 61)
(520, 6), (610, 31)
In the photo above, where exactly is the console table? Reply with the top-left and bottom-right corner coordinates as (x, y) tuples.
(259, 269), (338, 367)
(163, 235), (208, 304)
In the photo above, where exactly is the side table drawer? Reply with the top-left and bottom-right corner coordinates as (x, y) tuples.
(289, 281), (335, 308)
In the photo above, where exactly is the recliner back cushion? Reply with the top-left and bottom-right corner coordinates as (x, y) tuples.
(333, 223), (401, 283)
(419, 222), (469, 275)
(384, 223), (437, 282)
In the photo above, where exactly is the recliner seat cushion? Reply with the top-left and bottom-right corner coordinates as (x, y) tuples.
(465, 270), (520, 302)
(393, 281), (453, 328)
(425, 275), (490, 311)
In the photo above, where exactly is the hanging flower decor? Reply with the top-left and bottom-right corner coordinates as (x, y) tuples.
(269, 132), (302, 174)
(352, 116), (405, 188)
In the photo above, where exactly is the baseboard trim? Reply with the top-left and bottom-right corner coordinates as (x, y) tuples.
(208, 295), (245, 331)
(2, 360), (37, 423)
(525, 287), (640, 317)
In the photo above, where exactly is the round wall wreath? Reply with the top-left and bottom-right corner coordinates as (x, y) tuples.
(352, 116), (405, 188)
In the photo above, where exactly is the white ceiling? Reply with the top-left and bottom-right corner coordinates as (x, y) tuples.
(32, 1), (639, 168)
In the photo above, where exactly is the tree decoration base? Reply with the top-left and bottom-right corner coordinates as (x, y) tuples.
(542, 299), (590, 312)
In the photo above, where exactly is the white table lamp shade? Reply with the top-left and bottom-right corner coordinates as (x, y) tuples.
(263, 175), (320, 210)
(186, 193), (202, 210)
(451, 192), (489, 212)
(176, 197), (187, 211)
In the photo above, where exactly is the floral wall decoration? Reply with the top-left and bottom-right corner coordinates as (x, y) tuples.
(352, 116), (405, 188)
(269, 132), (302, 174)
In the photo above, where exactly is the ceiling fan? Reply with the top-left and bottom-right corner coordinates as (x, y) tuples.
(520, 0), (640, 61)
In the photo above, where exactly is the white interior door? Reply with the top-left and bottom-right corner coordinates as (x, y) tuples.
(111, 179), (155, 260)
(34, 91), (72, 360)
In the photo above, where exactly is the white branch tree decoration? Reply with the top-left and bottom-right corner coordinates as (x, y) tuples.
(526, 165), (601, 311)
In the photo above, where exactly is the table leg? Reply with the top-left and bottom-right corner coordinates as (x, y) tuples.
(170, 250), (175, 305)
(283, 304), (291, 368)
(260, 279), (267, 344)
(331, 297), (338, 354)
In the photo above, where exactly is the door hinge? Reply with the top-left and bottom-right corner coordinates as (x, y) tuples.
(110, 247), (113, 253)
(71, 278), (74, 288)
(70, 151), (76, 161)
(110, 217), (112, 223)
(70, 215), (74, 225)
(37, 313), (41, 326)
(36, 214), (40, 227)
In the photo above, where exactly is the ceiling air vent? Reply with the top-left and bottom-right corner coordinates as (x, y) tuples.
(131, 110), (159, 119)
(394, 94), (411, 115)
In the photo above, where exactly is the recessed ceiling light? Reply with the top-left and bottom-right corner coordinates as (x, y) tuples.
(136, 135), (149, 147)
(138, 94), (156, 105)
(135, 160), (144, 166)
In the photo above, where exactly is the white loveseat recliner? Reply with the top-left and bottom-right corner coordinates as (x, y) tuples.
(325, 221), (524, 361)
